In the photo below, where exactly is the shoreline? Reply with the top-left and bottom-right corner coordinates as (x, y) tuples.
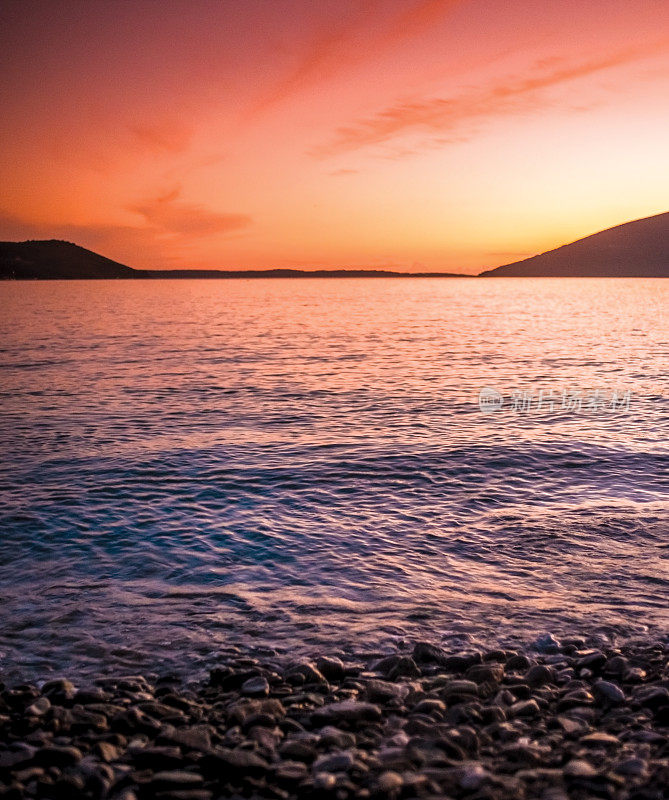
(1, 632), (667, 799)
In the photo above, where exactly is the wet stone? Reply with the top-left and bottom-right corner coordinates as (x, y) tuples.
(443, 680), (479, 699)
(576, 650), (607, 671)
(459, 761), (487, 790)
(508, 699), (540, 718)
(633, 685), (669, 709)
(25, 696), (50, 717)
(525, 664), (555, 688)
(313, 771), (337, 791)
(316, 657), (345, 682)
(614, 757), (648, 776)
(411, 698), (446, 716)
(580, 731), (619, 747)
(148, 770), (205, 789)
(279, 738), (317, 762)
(412, 642), (449, 665)
(533, 634), (561, 653)
(34, 745), (83, 767)
(41, 679), (76, 703)
(563, 758), (598, 778)
(284, 663), (328, 686)
(604, 655), (629, 676)
(376, 769), (403, 794)
(312, 699), (382, 724)
(318, 726), (356, 749)
(465, 663), (504, 684)
(593, 680), (625, 705)
(312, 750), (355, 773)
(94, 741), (119, 762)
(365, 679), (407, 703)
(241, 676), (270, 697)
(275, 760), (309, 782)
(1, 635), (667, 800)
(506, 654), (532, 672)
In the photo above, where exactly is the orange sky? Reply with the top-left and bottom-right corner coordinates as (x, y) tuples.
(1, 0), (668, 273)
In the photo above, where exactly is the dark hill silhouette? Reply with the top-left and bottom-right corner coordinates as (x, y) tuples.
(2, 212), (668, 279)
(0, 240), (466, 279)
(480, 212), (669, 277)
(0, 240), (145, 279)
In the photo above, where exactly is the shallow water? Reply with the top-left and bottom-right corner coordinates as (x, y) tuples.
(0, 278), (667, 680)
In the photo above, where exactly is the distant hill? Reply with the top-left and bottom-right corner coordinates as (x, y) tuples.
(480, 212), (669, 277)
(0, 240), (466, 279)
(0, 240), (145, 279)
(3, 212), (668, 279)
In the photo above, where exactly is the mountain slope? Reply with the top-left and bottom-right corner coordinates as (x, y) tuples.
(0, 240), (144, 279)
(480, 212), (669, 277)
(0, 240), (467, 278)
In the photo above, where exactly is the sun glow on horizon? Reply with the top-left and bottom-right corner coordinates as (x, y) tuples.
(1, 0), (668, 273)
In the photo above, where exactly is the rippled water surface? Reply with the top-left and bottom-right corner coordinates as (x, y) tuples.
(0, 278), (667, 680)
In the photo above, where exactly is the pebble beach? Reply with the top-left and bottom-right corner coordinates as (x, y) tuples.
(1, 632), (667, 800)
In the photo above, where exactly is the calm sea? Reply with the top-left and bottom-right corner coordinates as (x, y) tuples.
(0, 278), (667, 680)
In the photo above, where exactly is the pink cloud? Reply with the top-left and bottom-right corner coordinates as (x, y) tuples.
(128, 187), (252, 236)
(251, 0), (462, 113)
(315, 39), (669, 156)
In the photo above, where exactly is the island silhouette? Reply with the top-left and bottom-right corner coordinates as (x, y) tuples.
(1, 211), (667, 279)
(480, 211), (669, 277)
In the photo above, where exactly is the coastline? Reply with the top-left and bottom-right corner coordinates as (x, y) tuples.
(1, 632), (667, 800)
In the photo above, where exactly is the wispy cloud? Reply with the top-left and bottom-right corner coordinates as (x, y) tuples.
(130, 120), (193, 154)
(128, 187), (251, 236)
(251, 0), (462, 113)
(315, 39), (669, 156)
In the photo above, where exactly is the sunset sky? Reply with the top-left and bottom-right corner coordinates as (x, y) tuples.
(1, 0), (668, 273)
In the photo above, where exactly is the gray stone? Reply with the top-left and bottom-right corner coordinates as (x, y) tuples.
(614, 757), (647, 776)
(466, 663), (504, 684)
(412, 642), (449, 665)
(318, 726), (356, 749)
(279, 738), (317, 762)
(575, 650), (606, 670)
(241, 676), (269, 697)
(508, 699), (540, 718)
(313, 772), (337, 791)
(313, 750), (355, 772)
(284, 662), (329, 685)
(526, 664), (554, 688)
(313, 699), (382, 724)
(443, 680), (479, 698)
(0, 744), (37, 770)
(149, 770), (205, 789)
(25, 696), (50, 717)
(625, 666), (647, 683)
(316, 656), (345, 682)
(506, 654), (532, 671)
(459, 762), (487, 790)
(412, 698), (446, 716)
(593, 680), (625, 705)
(201, 747), (269, 775)
(532, 633), (561, 653)
(94, 742), (119, 763)
(633, 685), (669, 709)
(557, 689), (594, 710)
(563, 758), (597, 778)
(34, 745), (83, 767)
(580, 732), (619, 747)
(41, 678), (76, 702)
(365, 679), (408, 703)
(376, 770), (403, 793)
(603, 655), (629, 676)
(275, 760), (309, 782)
